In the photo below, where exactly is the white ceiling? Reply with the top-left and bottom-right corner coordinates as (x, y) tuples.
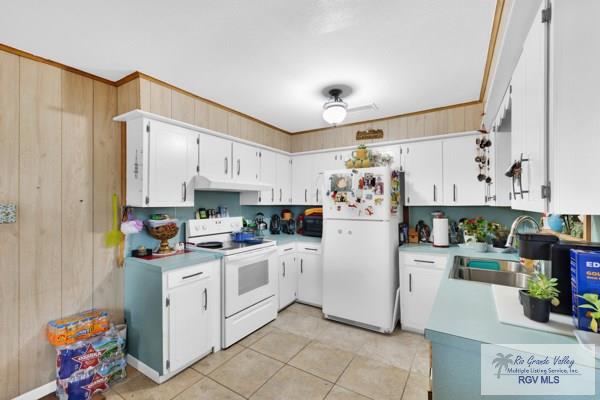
(0, 0), (496, 132)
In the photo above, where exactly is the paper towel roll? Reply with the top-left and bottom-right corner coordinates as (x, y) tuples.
(432, 218), (449, 247)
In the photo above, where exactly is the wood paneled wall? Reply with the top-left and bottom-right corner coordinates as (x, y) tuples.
(117, 75), (292, 152)
(0, 50), (122, 398)
(291, 102), (483, 152)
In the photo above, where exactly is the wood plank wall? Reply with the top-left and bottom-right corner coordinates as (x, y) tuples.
(117, 76), (292, 152)
(291, 103), (483, 152)
(0, 50), (122, 398)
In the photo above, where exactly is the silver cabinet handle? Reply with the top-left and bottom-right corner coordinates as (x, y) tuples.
(409, 273), (412, 292)
(414, 259), (434, 264)
(316, 188), (319, 203)
(453, 184), (456, 202)
(182, 182), (187, 201)
(304, 247), (318, 251)
(224, 157), (228, 175)
(279, 188), (282, 202)
(203, 288), (208, 310)
(182, 271), (203, 280)
(282, 261), (286, 277)
(300, 259), (303, 273)
(237, 159), (241, 176)
(304, 189), (307, 202)
(433, 184), (437, 202)
(272, 188), (274, 202)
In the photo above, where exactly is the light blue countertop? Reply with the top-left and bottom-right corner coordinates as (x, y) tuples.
(125, 250), (222, 272)
(400, 244), (577, 345)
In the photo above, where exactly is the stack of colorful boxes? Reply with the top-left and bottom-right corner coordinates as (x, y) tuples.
(47, 310), (127, 400)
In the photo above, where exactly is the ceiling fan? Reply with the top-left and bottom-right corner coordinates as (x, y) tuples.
(321, 86), (377, 125)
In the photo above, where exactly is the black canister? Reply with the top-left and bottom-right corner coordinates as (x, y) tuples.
(518, 233), (558, 260)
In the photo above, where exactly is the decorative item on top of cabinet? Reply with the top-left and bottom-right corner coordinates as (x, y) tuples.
(356, 128), (384, 141)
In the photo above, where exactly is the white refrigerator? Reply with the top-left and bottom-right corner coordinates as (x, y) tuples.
(322, 166), (402, 333)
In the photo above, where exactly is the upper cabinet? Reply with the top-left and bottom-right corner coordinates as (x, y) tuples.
(276, 153), (293, 204)
(198, 133), (231, 180)
(125, 117), (198, 207)
(232, 142), (260, 182)
(370, 144), (403, 171)
(404, 140), (443, 206)
(509, 10), (546, 213)
(291, 154), (314, 205)
(442, 135), (485, 206)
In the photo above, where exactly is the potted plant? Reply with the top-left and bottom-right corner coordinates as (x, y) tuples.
(458, 217), (491, 251)
(520, 272), (560, 322)
(576, 293), (600, 332)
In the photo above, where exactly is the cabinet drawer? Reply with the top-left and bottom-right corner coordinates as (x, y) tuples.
(297, 243), (321, 255)
(278, 243), (296, 255)
(167, 262), (214, 290)
(399, 252), (447, 269)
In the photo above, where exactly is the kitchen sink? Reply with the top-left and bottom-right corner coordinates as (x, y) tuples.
(449, 255), (532, 289)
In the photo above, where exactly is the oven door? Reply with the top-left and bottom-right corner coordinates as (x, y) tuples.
(224, 247), (278, 317)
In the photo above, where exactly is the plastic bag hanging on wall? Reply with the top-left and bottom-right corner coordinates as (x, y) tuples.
(0, 203), (16, 223)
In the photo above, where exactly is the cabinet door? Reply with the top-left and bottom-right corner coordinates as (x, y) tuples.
(371, 144), (402, 171)
(232, 142), (260, 182)
(400, 265), (442, 333)
(259, 150), (277, 204)
(404, 140), (443, 205)
(292, 155), (312, 204)
(147, 120), (197, 207)
(276, 154), (292, 204)
(311, 153), (331, 205)
(167, 278), (210, 372)
(297, 252), (322, 307)
(279, 253), (298, 310)
(442, 135), (485, 206)
(199, 133), (231, 180)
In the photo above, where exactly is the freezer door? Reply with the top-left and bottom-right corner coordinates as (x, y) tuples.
(322, 219), (398, 331)
(323, 167), (391, 221)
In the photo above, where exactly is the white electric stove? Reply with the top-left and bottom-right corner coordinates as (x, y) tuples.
(186, 217), (278, 348)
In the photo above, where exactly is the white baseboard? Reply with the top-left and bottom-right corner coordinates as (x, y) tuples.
(12, 381), (56, 400)
(126, 355), (166, 384)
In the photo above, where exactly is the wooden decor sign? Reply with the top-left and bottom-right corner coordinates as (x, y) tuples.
(356, 129), (384, 140)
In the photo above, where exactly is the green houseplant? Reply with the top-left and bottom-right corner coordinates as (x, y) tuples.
(520, 272), (560, 322)
(577, 293), (600, 333)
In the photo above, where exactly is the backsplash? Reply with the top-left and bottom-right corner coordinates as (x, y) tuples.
(408, 206), (542, 231)
(126, 191), (314, 255)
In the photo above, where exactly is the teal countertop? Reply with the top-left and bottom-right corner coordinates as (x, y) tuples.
(400, 244), (578, 345)
(125, 250), (222, 272)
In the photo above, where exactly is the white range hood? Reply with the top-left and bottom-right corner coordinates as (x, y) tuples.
(194, 174), (272, 192)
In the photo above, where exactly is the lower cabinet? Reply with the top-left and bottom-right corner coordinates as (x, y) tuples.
(125, 258), (221, 383)
(276, 242), (322, 309)
(278, 244), (298, 310)
(399, 252), (446, 333)
(297, 244), (323, 307)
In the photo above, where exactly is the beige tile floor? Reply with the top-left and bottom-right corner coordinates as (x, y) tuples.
(47, 303), (431, 400)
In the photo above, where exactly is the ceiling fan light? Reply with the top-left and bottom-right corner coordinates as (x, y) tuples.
(322, 102), (347, 124)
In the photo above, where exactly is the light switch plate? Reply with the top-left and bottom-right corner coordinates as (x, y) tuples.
(0, 203), (16, 224)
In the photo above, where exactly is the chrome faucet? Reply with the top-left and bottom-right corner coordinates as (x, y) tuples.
(505, 215), (540, 248)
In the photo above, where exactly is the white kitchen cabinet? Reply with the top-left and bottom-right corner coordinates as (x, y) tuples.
(292, 154), (313, 205)
(199, 133), (232, 181)
(125, 117), (198, 207)
(125, 259), (221, 383)
(278, 244), (298, 310)
(399, 253), (446, 333)
(442, 135), (485, 206)
(240, 149), (277, 205)
(404, 140), (443, 205)
(276, 153), (293, 204)
(509, 7), (546, 213)
(371, 144), (403, 171)
(232, 141), (260, 182)
(297, 244), (323, 307)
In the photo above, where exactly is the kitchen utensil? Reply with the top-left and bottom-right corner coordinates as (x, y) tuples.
(105, 194), (122, 247)
(270, 214), (281, 234)
(192, 241), (223, 249)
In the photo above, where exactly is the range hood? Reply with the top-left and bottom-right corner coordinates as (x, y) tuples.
(194, 174), (272, 192)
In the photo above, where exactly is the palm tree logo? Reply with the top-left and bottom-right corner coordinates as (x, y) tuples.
(492, 353), (514, 378)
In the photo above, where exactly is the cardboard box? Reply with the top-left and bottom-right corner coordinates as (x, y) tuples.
(570, 249), (600, 332)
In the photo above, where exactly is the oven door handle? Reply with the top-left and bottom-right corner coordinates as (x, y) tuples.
(224, 247), (277, 263)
